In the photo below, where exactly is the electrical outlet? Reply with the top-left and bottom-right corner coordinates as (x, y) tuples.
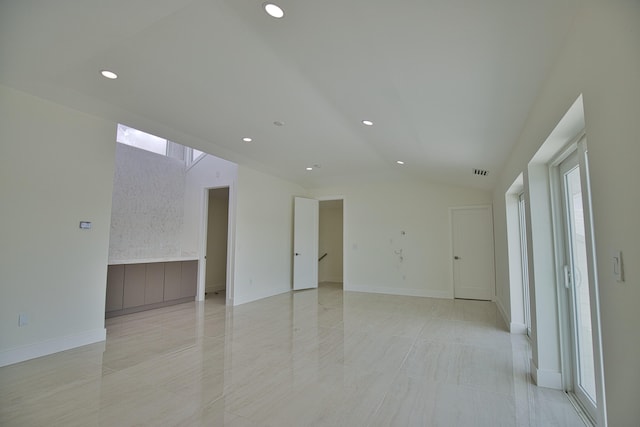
(18, 313), (28, 327)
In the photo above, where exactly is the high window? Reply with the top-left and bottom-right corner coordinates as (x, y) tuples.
(117, 124), (206, 167)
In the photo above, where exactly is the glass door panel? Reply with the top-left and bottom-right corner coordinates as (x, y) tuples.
(559, 151), (597, 421)
(563, 166), (597, 404)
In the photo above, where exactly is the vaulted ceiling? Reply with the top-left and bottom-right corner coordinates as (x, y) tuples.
(0, 0), (581, 190)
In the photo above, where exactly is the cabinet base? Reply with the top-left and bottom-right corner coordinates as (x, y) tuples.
(106, 297), (195, 318)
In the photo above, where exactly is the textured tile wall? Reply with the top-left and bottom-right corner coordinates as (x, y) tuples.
(109, 143), (186, 261)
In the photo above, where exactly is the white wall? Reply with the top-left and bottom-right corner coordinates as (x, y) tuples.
(109, 142), (237, 264)
(313, 177), (491, 298)
(319, 202), (343, 283)
(233, 166), (307, 305)
(109, 143), (185, 262)
(492, 2), (640, 424)
(0, 85), (115, 366)
(181, 155), (237, 258)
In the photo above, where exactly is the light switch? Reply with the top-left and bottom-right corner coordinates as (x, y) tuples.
(79, 221), (92, 230)
(612, 250), (624, 282)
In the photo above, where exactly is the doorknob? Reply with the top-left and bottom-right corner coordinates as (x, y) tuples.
(295, 253), (301, 256)
(454, 256), (460, 260)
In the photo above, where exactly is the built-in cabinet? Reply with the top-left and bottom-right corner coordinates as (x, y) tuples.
(106, 260), (197, 317)
(163, 262), (182, 301)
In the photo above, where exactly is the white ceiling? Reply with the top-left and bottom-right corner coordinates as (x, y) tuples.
(0, 0), (581, 190)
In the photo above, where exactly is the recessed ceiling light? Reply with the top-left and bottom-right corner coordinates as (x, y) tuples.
(100, 70), (118, 79)
(306, 167), (313, 171)
(396, 160), (405, 165)
(362, 120), (374, 126)
(242, 137), (252, 142)
(264, 3), (285, 18)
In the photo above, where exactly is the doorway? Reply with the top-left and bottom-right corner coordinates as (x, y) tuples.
(450, 206), (495, 300)
(292, 197), (344, 292)
(205, 187), (229, 302)
(319, 199), (343, 288)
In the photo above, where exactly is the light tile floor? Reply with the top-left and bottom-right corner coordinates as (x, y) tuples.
(0, 283), (585, 426)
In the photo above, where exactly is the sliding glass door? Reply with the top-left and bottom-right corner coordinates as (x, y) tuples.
(558, 151), (597, 421)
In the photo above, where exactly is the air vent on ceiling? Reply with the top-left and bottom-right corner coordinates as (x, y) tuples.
(474, 168), (489, 176)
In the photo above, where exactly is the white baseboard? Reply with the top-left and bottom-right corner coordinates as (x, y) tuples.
(0, 328), (106, 368)
(233, 287), (290, 306)
(496, 299), (510, 327)
(531, 358), (563, 390)
(509, 322), (528, 334)
(345, 284), (452, 300)
(495, 300), (527, 334)
(319, 276), (343, 284)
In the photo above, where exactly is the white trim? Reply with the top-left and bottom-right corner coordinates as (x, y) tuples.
(226, 182), (237, 306)
(198, 184), (235, 304)
(548, 130), (585, 167)
(509, 323), (528, 335)
(531, 358), (563, 390)
(496, 298), (527, 334)
(496, 298), (510, 325)
(549, 149), (574, 397)
(345, 284), (452, 300)
(233, 287), (290, 306)
(108, 256), (198, 265)
(0, 328), (106, 368)
(578, 140), (608, 427)
(566, 393), (596, 427)
(186, 149), (207, 171)
(197, 187), (209, 302)
(316, 195), (345, 202)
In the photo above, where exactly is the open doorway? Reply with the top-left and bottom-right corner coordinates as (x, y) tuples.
(204, 187), (229, 304)
(318, 199), (343, 289)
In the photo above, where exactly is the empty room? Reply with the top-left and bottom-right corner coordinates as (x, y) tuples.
(1, 1), (639, 426)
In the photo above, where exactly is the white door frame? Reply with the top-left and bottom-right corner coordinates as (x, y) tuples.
(198, 183), (236, 306)
(549, 135), (606, 426)
(317, 196), (345, 288)
(449, 205), (496, 300)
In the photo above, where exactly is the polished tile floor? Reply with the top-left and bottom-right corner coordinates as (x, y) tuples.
(1, 283), (584, 426)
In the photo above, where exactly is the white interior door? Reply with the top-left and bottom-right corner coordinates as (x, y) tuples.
(293, 197), (319, 290)
(451, 206), (495, 300)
